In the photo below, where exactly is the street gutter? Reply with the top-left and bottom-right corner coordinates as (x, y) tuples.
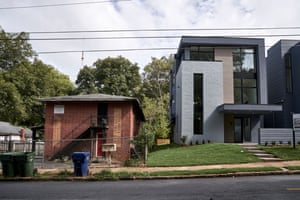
(1, 170), (300, 181)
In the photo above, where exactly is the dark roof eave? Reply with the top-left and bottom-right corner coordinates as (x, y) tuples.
(38, 94), (146, 122)
(218, 104), (283, 114)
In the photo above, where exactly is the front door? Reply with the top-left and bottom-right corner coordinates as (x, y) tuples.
(97, 134), (102, 157)
(234, 117), (251, 143)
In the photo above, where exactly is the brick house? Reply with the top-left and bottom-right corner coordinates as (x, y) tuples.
(39, 94), (145, 162)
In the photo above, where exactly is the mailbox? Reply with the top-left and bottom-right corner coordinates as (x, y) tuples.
(102, 143), (117, 152)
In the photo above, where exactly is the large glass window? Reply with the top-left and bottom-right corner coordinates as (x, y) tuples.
(285, 53), (293, 93)
(190, 46), (214, 61)
(234, 78), (257, 104)
(194, 74), (203, 135)
(233, 48), (256, 72)
(233, 47), (257, 104)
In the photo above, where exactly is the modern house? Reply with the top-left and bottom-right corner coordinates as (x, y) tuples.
(39, 94), (145, 162)
(266, 40), (300, 128)
(170, 36), (282, 144)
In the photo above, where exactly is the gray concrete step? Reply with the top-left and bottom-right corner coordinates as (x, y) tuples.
(240, 144), (283, 162)
(254, 153), (275, 158)
(260, 157), (283, 162)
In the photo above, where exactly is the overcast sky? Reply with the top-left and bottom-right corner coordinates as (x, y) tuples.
(1, 0), (300, 82)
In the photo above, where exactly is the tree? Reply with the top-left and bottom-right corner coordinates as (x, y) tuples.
(94, 56), (141, 96)
(0, 59), (74, 126)
(0, 77), (26, 124)
(141, 94), (170, 140)
(137, 55), (173, 143)
(0, 27), (34, 70)
(141, 56), (173, 99)
(75, 65), (98, 94)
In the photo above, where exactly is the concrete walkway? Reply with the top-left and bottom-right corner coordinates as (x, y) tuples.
(37, 160), (300, 174)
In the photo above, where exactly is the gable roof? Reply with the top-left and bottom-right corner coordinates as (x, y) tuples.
(0, 121), (32, 137)
(39, 93), (145, 121)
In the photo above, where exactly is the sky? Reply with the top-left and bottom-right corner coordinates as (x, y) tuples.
(1, 0), (300, 82)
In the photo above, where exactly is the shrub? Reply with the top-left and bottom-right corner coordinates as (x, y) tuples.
(180, 135), (187, 145)
(264, 141), (268, 146)
(272, 141), (276, 146)
(279, 141), (283, 145)
(195, 140), (199, 145)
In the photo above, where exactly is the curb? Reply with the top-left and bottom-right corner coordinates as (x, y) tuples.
(1, 170), (300, 181)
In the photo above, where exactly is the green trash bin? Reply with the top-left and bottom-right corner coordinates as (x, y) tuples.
(0, 153), (15, 177)
(14, 152), (35, 177)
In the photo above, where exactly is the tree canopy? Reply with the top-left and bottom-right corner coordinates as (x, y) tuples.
(137, 56), (173, 145)
(0, 28), (74, 126)
(141, 56), (173, 99)
(0, 28), (34, 70)
(76, 56), (141, 97)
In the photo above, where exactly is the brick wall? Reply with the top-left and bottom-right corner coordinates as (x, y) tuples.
(44, 101), (142, 162)
(44, 102), (97, 159)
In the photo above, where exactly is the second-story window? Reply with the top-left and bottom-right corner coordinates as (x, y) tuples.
(190, 46), (214, 61)
(233, 48), (256, 72)
(233, 47), (257, 104)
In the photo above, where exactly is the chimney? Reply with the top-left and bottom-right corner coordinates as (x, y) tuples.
(20, 128), (26, 141)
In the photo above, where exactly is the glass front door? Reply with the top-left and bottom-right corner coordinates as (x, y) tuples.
(234, 117), (251, 143)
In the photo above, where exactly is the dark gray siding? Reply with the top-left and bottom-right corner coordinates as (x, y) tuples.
(266, 40), (300, 128)
(291, 45), (300, 114)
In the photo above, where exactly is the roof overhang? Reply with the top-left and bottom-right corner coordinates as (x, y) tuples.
(38, 94), (146, 122)
(218, 104), (283, 115)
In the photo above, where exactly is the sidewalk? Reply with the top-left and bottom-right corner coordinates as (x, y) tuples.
(37, 160), (300, 174)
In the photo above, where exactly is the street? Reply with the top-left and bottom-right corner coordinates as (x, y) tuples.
(0, 175), (300, 199)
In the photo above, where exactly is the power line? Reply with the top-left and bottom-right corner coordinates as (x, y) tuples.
(26, 26), (300, 34)
(36, 44), (300, 55)
(1, 33), (300, 42)
(0, 0), (130, 10)
(37, 47), (177, 54)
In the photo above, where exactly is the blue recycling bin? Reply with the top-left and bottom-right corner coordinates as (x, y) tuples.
(71, 152), (90, 176)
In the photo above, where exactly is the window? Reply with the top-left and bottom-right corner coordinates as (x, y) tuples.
(234, 78), (257, 104)
(233, 47), (257, 104)
(194, 74), (203, 134)
(285, 54), (293, 93)
(54, 105), (64, 114)
(190, 46), (214, 61)
(233, 48), (256, 72)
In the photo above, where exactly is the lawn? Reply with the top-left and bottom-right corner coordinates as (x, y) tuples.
(260, 146), (300, 160)
(146, 143), (260, 167)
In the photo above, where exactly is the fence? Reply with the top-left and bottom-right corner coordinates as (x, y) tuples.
(0, 141), (44, 156)
(259, 128), (300, 145)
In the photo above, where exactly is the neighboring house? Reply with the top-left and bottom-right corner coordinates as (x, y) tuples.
(170, 36), (282, 144)
(39, 94), (145, 162)
(0, 121), (32, 141)
(266, 40), (300, 128)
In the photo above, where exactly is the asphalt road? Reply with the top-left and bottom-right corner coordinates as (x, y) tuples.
(1, 175), (300, 200)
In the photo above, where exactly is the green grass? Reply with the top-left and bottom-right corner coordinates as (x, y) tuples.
(260, 146), (300, 160)
(147, 143), (260, 167)
(148, 167), (281, 176)
(285, 166), (300, 170)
